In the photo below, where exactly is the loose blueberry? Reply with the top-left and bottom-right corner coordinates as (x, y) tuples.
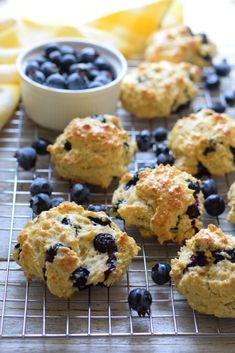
(31, 138), (51, 155)
(50, 197), (65, 208)
(151, 263), (171, 285)
(80, 47), (97, 63)
(25, 61), (39, 75)
(214, 59), (231, 77)
(30, 177), (53, 196)
(15, 146), (37, 170)
(94, 233), (117, 253)
(70, 183), (90, 204)
(94, 56), (111, 70)
(60, 45), (75, 55)
(207, 102), (226, 113)
(205, 74), (220, 89)
(45, 43), (60, 57)
(61, 54), (77, 71)
(48, 50), (62, 65)
(46, 242), (65, 262)
(204, 194), (225, 216)
(30, 193), (51, 215)
(152, 127), (168, 142)
(128, 288), (152, 317)
(155, 143), (170, 156)
(67, 72), (89, 90)
(41, 61), (58, 77)
(46, 73), (66, 89)
(28, 70), (45, 84)
(87, 204), (107, 212)
(224, 90), (235, 106)
(71, 267), (90, 290)
(136, 130), (152, 151)
(201, 178), (217, 198)
(156, 153), (174, 166)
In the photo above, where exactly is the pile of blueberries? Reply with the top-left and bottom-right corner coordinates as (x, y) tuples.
(25, 43), (114, 90)
(29, 177), (109, 215)
(136, 127), (175, 167)
(203, 58), (235, 113)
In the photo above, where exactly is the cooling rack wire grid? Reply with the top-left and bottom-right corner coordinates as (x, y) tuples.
(0, 58), (235, 338)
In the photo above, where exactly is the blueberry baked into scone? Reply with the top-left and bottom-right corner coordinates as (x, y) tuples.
(171, 224), (235, 317)
(112, 164), (204, 244)
(47, 114), (136, 188)
(168, 109), (235, 176)
(145, 25), (217, 67)
(13, 202), (140, 298)
(120, 61), (200, 118)
(227, 182), (235, 223)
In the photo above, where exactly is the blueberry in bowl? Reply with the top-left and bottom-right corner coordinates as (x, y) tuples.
(17, 39), (127, 130)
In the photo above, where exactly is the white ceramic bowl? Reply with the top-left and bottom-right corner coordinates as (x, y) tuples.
(17, 38), (127, 130)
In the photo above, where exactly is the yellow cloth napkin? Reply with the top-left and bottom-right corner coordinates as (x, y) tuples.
(0, 0), (182, 129)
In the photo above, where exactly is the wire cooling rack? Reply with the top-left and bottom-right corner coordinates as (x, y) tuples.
(0, 60), (235, 338)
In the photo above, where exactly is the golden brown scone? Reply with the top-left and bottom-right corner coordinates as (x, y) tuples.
(168, 109), (235, 176)
(48, 115), (136, 188)
(145, 25), (216, 67)
(13, 202), (140, 299)
(120, 61), (200, 119)
(112, 164), (204, 244)
(227, 182), (235, 223)
(171, 224), (235, 318)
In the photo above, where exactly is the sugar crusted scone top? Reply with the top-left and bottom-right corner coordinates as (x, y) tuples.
(122, 61), (201, 89)
(169, 109), (235, 145)
(145, 24), (217, 66)
(49, 115), (132, 151)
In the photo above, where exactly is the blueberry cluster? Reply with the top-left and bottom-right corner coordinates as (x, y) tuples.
(25, 43), (114, 90)
(151, 262), (171, 285)
(128, 288), (152, 317)
(15, 138), (51, 170)
(201, 178), (225, 217)
(202, 58), (235, 113)
(29, 176), (65, 215)
(136, 127), (174, 167)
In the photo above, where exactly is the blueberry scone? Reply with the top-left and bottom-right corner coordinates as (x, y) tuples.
(168, 109), (235, 176)
(145, 25), (216, 67)
(171, 224), (235, 317)
(120, 61), (200, 119)
(13, 202), (140, 298)
(227, 182), (235, 223)
(112, 165), (204, 244)
(47, 115), (136, 188)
